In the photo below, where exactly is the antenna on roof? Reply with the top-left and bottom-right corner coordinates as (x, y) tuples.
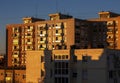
(56, 0), (59, 13)
(35, 0), (39, 17)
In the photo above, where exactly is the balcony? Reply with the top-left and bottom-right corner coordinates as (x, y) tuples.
(107, 38), (114, 42)
(27, 29), (33, 32)
(55, 33), (61, 36)
(107, 24), (115, 27)
(40, 34), (46, 36)
(27, 42), (32, 44)
(107, 31), (113, 34)
(55, 40), (61, 43)
(12, 33), (20, 38)
(38, 27), (47, 30)
(12, 54), (19, 58)
(13, 28), (19, 33)
(40, 41), (45, 43)
(55, 26), (61, 29)
(13, 42), (19, 45)
(25, 35), (33, 38)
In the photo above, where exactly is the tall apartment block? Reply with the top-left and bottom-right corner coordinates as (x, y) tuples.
(89, 11), (120, 49)
(6, 13), (107, 67)
(3, 11), (120, 83)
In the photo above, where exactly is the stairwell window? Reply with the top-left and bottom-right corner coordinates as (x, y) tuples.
(82, 55), (88, 62)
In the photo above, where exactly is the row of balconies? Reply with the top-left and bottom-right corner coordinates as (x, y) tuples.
(48, 25), (64, 29)
(37, 44), (67, 50)
(12, 33), (34, 39)
(37, 39), (64, 43)
(13, 26), (63, 34)
(12, 58), (19, 64)
(12, 23), (64, 32)
(107, 23), (116, 27)
(13, 35), (34, 39)
(107, 39), (115, 43)
(13, 31), (64, 39)
(13, 27), (34, 32)
(12, 46), (34, 51)
(37, 26), (48, 30)
(38, 40), (48, 44)
(13, 37), (64, 45)
(13, 40), (65, 46)
(38, 33), (64, 37)
(12, 51), (27, 55)
(13, 41), (34, 45)
(39, 34), (47, 37)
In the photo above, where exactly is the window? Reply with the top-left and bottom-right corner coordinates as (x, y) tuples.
(82, 69), (88, 80)
(56, 30), (58, 33)
(27, 26), (30, 29)
(118, 70), (120, 77)
(52, 45), (55, 49)
(40, 38), (43, 41)
(27, 33), (31, 36)
(13, 39), (19, 45)
(54, 62), (68, 75)
(1, 73), (3, 75)
(109, 70), (114, 78)
(40, 45), (43, 48)
(93, 29), (97, 32)
(27, 46), (30, 49)
(27, 39), (30, 42)
(56, 37), (58, 40)
(54, 55), (57, 59)
(62, 55), (66, 59)
(72, 72), (77, 78)
(66, 55), (68, 59)
(14, 46), (17, 49)
(55, 77), (68, 83)
(14, 27), (19, 32)
(14, 58), (17, 63)
(73, 55), (77, 62)
(13, 33), (17, 37)
(23, 74), (26, 79)
(40, 31), (43, 34)
(82, 56), (88, 62)
(58, 55), (61, 59)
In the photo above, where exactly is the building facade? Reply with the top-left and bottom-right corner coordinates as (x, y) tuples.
(5, 11), (120, 83)
(26, 48), (120, 83)
(89, 11), (120, 49)
(0, 68), (26, 83)
(6, 13), (107, 67)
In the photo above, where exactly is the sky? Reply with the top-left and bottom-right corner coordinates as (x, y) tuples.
(0, 0), (120, 54)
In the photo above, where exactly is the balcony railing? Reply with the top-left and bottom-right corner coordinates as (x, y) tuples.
(55, 26), (61, 29)
(12, 54), (18, 58)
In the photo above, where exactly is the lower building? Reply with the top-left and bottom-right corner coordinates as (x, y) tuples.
(26, 50), (52, 83)
(0, 48), (120, 83)
(26, 48), (120, 83)
(0, 68), (26, 83)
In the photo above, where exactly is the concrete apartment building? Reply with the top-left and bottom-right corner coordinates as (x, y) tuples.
(6, 13), (107, 67)
(1, 11), (119, 83)
(26, 48), (120, 83)
(89, 11), (120, 50)
(0, 68), (26, 83)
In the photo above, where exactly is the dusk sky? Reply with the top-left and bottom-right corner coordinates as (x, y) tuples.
(0, 0), (120, 53)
